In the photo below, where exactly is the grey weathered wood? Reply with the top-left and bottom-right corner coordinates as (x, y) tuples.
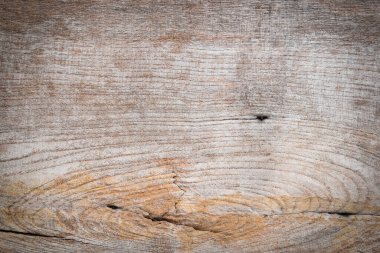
(0, 0), (379, 252)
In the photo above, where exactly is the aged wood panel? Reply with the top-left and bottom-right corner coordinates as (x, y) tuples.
(0, 0), (379, 252)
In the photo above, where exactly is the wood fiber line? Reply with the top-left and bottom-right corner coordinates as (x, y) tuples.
(0, 0), (379, 252)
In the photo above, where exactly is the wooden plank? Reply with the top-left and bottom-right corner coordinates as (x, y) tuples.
(0, 0), (379, 252)
(0, 214), (379, 252)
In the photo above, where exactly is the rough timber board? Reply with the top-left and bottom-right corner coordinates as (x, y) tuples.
(0, 0), (379, 252)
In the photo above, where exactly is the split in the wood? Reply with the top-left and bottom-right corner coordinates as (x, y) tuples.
(307, 211), (378, 217)
(315, 211), (355, 217)
(106, 204), (123, 210)
(255, 114), (269, 121)
(267, 211), (378, 217)
(0, 229), (61, 238)
(0, 229), (93, 245)
(218, 115), (270, 122)
(142, 213), (220, 234)
(172, 173), (185, 211)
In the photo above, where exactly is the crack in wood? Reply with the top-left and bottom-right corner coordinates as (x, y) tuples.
(208, 116), (271, 122)
(0, 229), (93, 245)
(266, 211), (380, 217)
(322, 212), (355, 217)
(142, 213), (221, 234)
(172, 171), (185, 215)
(0, 229), (63, 238)
(106, 204), (123, 210)
(309, 211), (379, 217)
(255, 114), (269, 121)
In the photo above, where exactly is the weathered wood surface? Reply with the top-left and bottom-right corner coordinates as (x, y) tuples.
(0, 0), (379, 252)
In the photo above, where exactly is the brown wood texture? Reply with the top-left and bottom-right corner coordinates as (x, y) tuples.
(0, 0), (379, 252)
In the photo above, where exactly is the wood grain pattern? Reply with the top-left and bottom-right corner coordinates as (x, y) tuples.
(0, 0), (379, 252)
